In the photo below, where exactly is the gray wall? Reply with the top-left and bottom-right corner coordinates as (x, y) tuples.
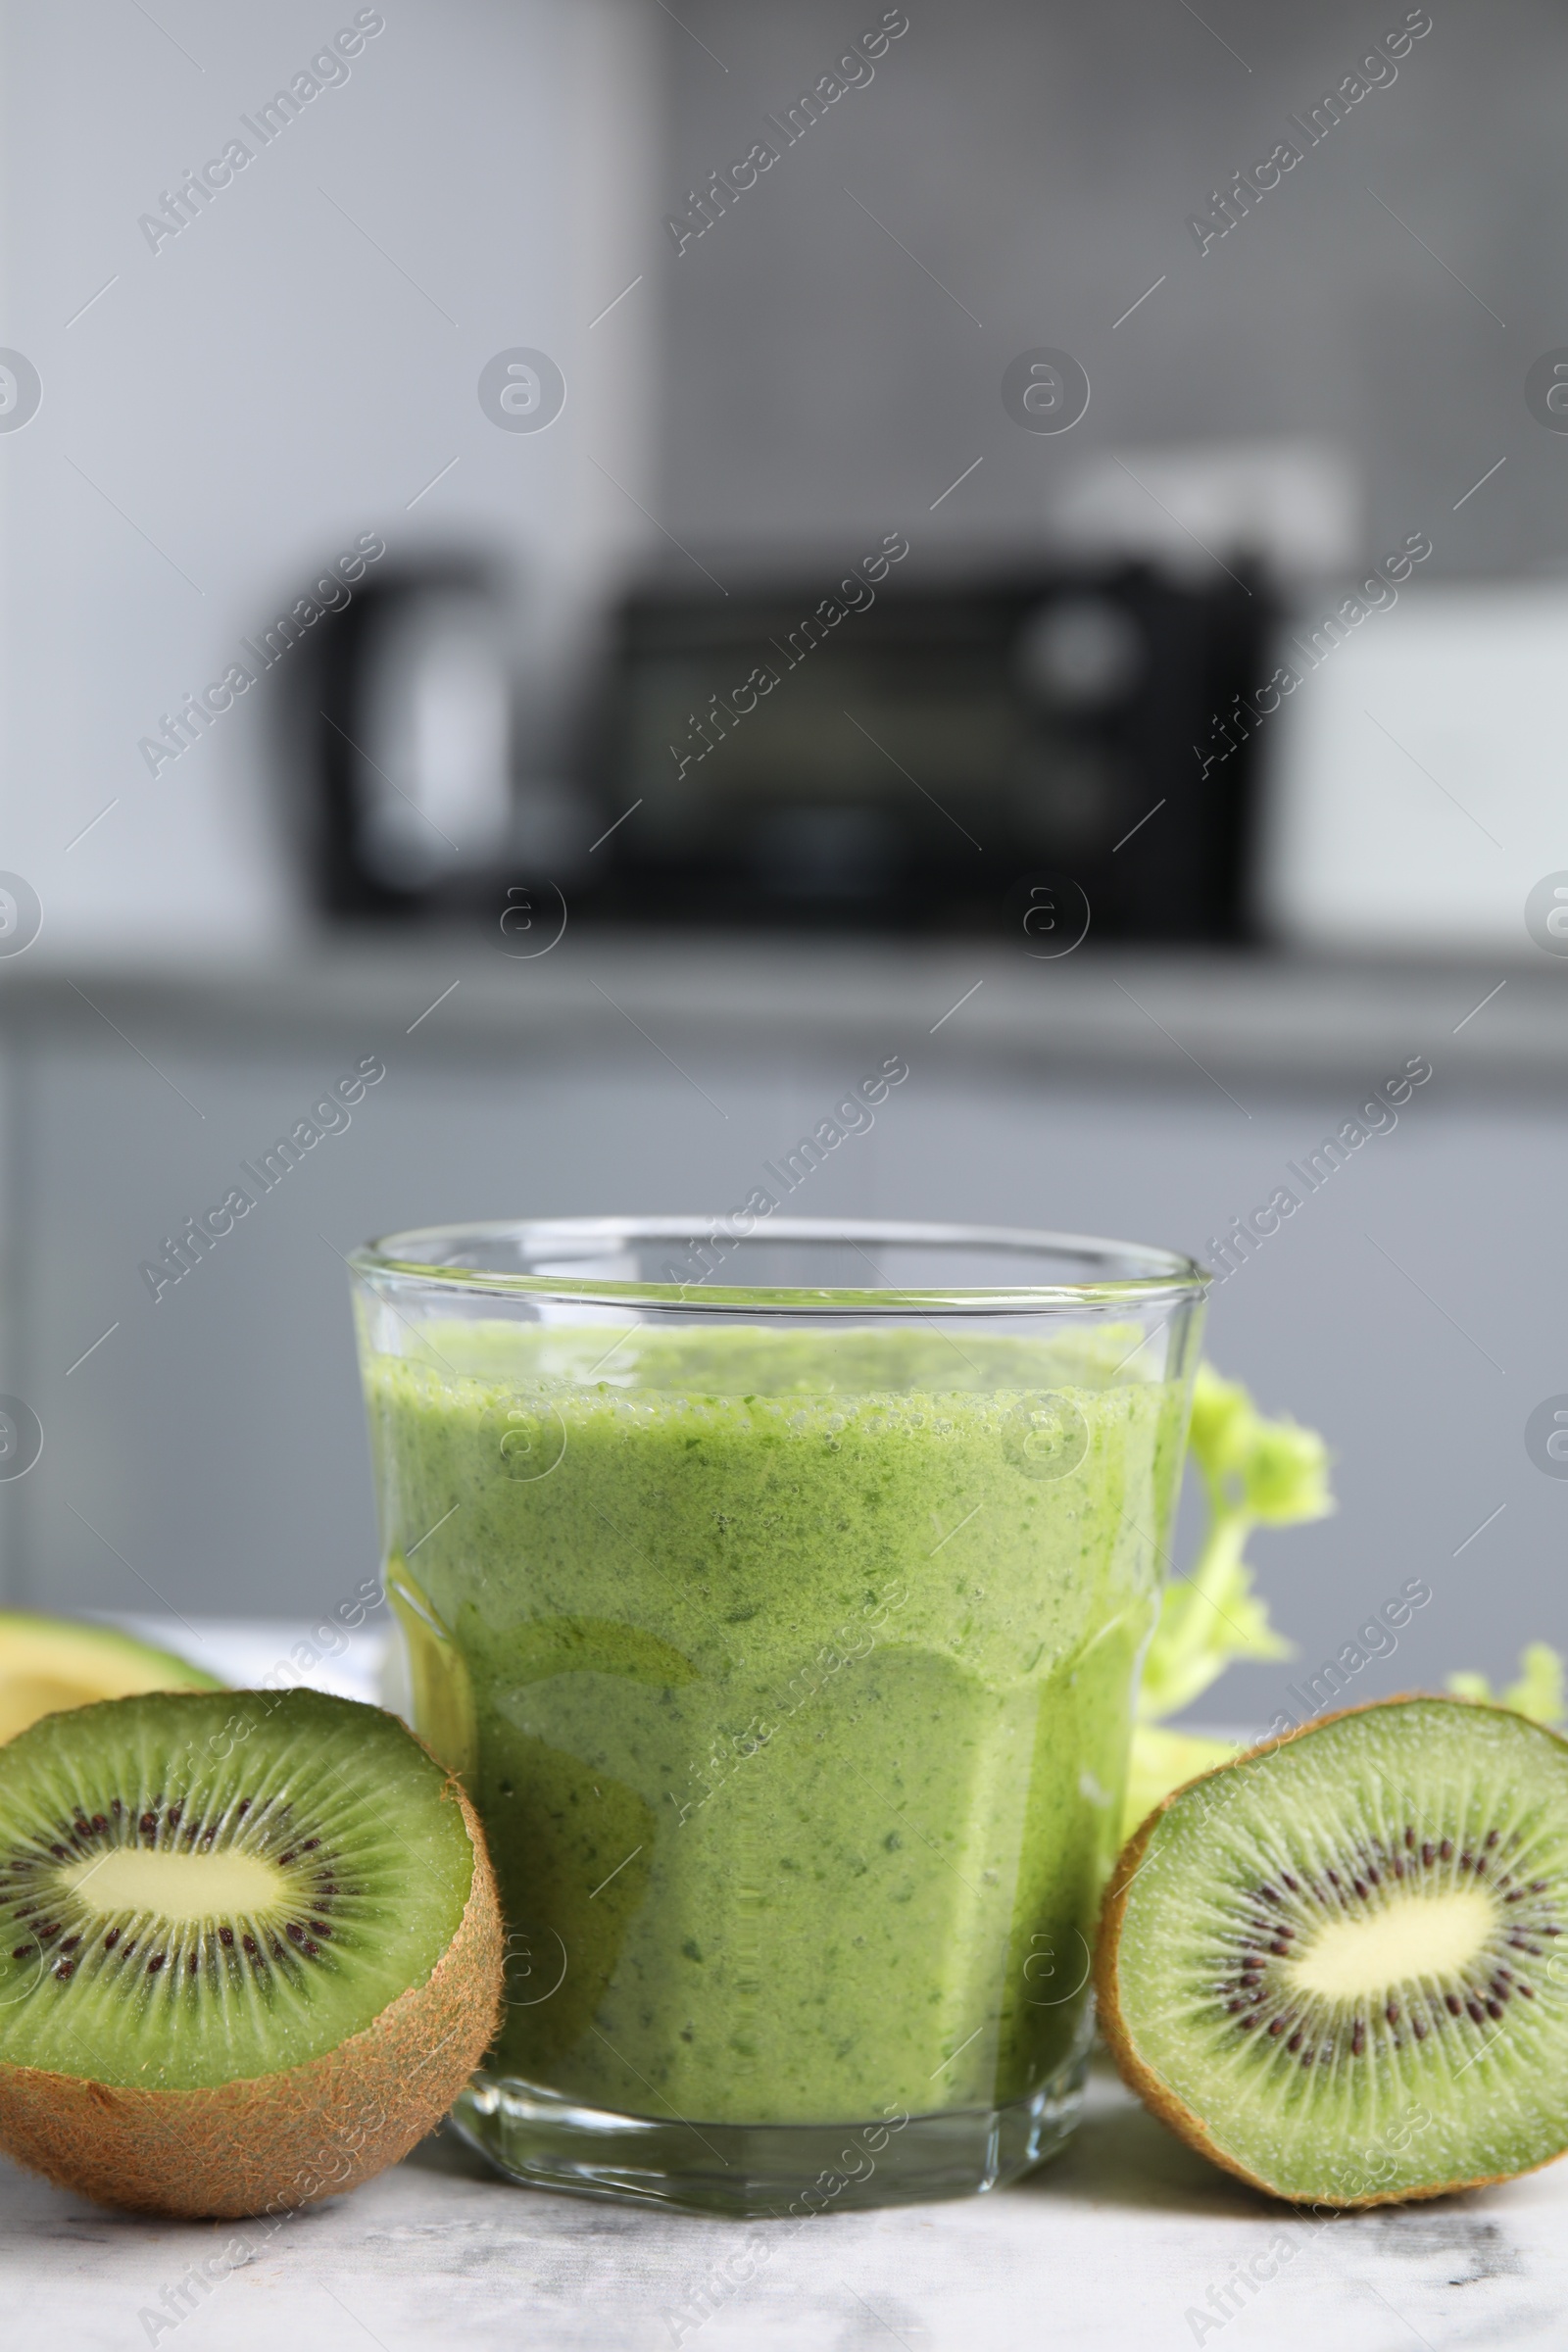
(655, 0), (1568, 579)
(3, 985), (1562, 1730)
(0, 0), (659, 957)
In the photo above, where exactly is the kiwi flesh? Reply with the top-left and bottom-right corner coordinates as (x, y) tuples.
(0, 1687), (502, 2216)
(1096, 1696), (1568, 2206)
(0, 1611), (220, 1745)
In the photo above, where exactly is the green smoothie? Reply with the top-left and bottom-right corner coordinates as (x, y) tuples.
(361, 1320), (1187, 2126)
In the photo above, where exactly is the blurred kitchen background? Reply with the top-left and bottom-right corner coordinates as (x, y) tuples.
(0, 0), (1563, 1724)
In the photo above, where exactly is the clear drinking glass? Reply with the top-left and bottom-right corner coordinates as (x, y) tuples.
(348, 1217), (1207, 2216)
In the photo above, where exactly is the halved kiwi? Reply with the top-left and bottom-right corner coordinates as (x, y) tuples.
(1097, 1696), (1568, 2206)
(0, 1688), (502, 2216)
(0, 1611), (220, 1744)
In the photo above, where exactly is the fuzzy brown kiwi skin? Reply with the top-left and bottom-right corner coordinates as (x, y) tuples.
(1095, 1693), (1568, 2211)
(0, 1770), (505, 2219)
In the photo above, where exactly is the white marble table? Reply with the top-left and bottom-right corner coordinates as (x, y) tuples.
(5, 1625), (1564, 2348)
(6, 2060), (1563, 2352)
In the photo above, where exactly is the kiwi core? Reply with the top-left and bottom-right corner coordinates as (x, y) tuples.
(62, 1847), (286, 1921)
(1288, 1886), (1496, 2001)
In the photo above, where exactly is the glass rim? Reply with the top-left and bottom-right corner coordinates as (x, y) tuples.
(349, 1216), (1211, 1314)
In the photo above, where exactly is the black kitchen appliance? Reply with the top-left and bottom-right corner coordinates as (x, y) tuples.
(289, 558), (520, 921)
(293, 553), (1274, 942)
(579, 559), (1273, 940)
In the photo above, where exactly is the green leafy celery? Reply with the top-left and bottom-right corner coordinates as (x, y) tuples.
(1447, 1642), (1565, 1726)
(1122, 1366), (1331, 1838)
(1137, 1365), (1330, 1724)
(1122, 1363), (1566, 1843)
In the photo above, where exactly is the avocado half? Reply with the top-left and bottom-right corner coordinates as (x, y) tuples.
(0, 1611), (220, 1743)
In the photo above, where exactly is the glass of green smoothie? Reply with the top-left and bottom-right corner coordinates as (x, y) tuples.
(348, 1217), (1206, 2215)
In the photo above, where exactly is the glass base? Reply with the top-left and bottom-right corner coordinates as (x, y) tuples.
(450, 2057), (1088, 2218)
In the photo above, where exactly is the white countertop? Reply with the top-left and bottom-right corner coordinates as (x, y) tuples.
(7, 2061), (1563, 2351)
(7, 1625), (1566, 2348)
